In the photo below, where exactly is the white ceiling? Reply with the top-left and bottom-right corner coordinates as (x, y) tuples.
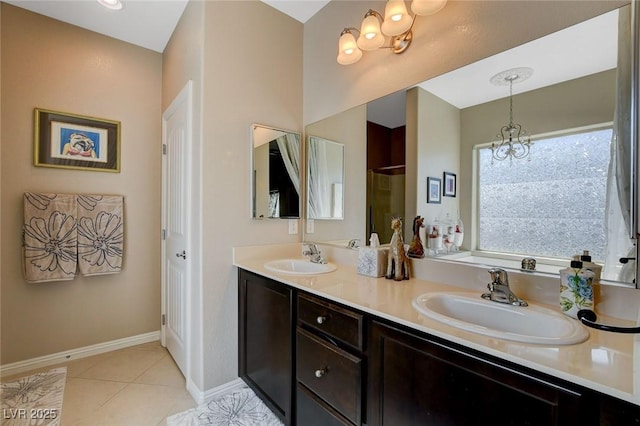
(261, 0), (329, 23)
(3, 0), (190, 52)
(2, 0), (323, 53)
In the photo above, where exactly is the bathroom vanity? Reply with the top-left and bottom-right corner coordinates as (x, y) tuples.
(235, 247), (640, 426)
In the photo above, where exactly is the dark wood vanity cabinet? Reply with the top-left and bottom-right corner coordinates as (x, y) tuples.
(238, 269), (640, 426)
(295, 293), (365, 426)
(368, 320), (598, 426)
(238, 269), (294, 425)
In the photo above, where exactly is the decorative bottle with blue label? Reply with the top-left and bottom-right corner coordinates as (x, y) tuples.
(559, 260), (595, 319)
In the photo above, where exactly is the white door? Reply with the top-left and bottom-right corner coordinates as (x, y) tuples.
(161, 81), (193, 377)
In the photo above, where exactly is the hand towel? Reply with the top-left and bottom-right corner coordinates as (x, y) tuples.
(23, 193), (78, 283)
(77, 195), (124, 276)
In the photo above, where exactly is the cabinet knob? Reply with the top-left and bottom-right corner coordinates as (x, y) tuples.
(316, 315), (327, 324)
(315, 369), (326, 378)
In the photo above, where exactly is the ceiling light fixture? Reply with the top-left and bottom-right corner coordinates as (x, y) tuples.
(490, 67), (534, 164)
(97, 0), (123, 11)
(337, 0), (447, 65)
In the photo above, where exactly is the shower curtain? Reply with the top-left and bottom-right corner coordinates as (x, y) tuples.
(307, 136), (332, 218)
(603, 5), (634, 281)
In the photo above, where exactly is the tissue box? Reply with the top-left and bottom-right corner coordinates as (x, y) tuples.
(358, 247), (388, 277)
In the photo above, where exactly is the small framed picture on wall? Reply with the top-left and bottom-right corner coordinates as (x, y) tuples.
(427, 177), (441, 204)
(33, 108), (121, 172)
(443, 171), (456, 197)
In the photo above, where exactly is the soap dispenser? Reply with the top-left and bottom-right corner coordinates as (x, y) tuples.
(579, 250), (602, 282)
(559, 260), (595, 319)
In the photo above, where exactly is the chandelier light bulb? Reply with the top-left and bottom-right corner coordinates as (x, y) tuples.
(337, 29), (363, 65)
(381, 0), (412, 36)
(97, 0), (123, 10)
(411, 0), (447, 16)
(357, 11), (385, 50)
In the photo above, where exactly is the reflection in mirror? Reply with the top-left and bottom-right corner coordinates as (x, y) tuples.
(251, 124), (301, 219)
(303, 4), (637, 287)
(307, 136), (345, 219)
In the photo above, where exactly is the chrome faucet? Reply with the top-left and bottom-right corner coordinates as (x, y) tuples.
(347, 239), (361, 249)
(302, 243), (327, 264)
(481, 268), (528, 306)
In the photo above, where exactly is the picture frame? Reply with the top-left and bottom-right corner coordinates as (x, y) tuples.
(34, 108), (121, 172)
(443, 171), (457, 197)
(427, 177), (442, 204)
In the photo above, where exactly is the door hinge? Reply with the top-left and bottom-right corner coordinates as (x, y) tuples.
(162, 314), (166, 326)
(162, 144), (167, 155)
(162, 229), (166, 240)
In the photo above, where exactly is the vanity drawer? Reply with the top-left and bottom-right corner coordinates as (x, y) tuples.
(297, 384), (353, 426)
(296, 327), (362, 425)
(298, 293), (364, 350)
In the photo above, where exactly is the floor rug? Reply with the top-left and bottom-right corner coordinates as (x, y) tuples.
(167, 385), (283, 426)
(1, 367), (66, 426)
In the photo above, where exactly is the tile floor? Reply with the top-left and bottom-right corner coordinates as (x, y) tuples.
(2, 341), (197, 425)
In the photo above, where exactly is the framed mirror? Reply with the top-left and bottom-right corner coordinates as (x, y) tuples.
(307, 136), (345, 220)
(303, 3), (637, 287)
(251, 124), (301, 219)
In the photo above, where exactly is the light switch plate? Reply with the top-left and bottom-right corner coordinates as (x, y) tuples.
(306, 219), (314, 234)
(288, 219), (298, 235)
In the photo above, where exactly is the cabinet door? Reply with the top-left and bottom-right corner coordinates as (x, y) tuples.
(600, 394), (640, 425)
(238, 270), (293, 424)
(368, 320), (598, 426)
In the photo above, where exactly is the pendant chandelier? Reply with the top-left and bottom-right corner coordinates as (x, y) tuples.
(490, 67), (533, 164)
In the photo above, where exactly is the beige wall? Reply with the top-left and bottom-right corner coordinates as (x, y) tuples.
(303, 0), (625, 126)
(199, 0), (302, 390)
(1, 4), (162, 364)
(411, 88), (461, 233)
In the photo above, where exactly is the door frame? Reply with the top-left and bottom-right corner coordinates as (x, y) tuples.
(161, 80), (193, 379)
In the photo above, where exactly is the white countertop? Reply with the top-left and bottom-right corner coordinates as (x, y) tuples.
(233, 243), (640, 406)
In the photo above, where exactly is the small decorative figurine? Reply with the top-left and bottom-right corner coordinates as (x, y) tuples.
(407, 216), (425, 258)
(386, 217), (410, 281)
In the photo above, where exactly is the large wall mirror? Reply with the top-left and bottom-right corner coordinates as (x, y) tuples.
(252, 124), (301, 219)
(303, 3), (638, 287)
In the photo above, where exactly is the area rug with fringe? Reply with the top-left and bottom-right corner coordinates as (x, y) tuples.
(167, 385), (283, 426)
(0, 367), (66, 426)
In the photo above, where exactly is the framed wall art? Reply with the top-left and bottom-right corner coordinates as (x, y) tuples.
(34, 108), (121, 172)
(427, 177), (441, 204)
(443, 171), (456, 197)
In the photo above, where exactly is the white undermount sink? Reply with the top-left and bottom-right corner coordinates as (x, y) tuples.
(412, 292), (589, 345)
(263, 259), (337, 275)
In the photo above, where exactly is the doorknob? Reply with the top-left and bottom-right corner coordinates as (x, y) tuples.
(176, 250), (186, 259)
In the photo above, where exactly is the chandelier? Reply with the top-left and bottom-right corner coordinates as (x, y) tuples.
(337, 0), (448, 65)
(490, 67), (533, 164)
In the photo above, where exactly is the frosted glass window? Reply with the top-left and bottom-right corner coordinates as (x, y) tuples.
(477, 128), (612, 261)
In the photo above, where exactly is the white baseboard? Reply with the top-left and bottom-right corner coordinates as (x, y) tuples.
(186, 377), (245, 405)
(0, 331), (161, 378)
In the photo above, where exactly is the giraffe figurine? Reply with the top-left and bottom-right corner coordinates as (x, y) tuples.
(407, 215), (425, 258)
(386, 217), (410, 281)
